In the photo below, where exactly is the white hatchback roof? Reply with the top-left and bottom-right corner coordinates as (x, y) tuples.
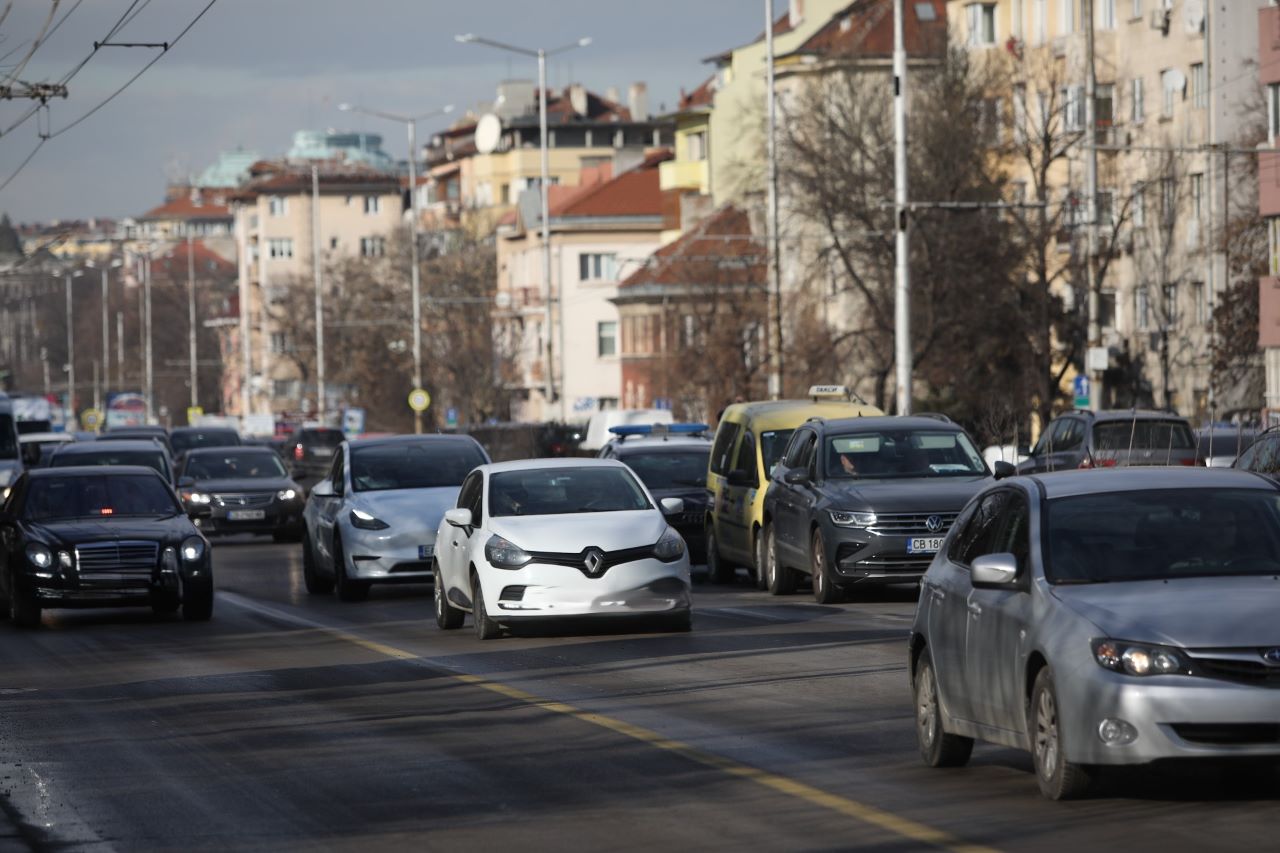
(480, 457), (628, 475)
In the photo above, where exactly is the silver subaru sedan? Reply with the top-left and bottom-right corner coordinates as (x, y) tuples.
(909, 467), (1280, 800)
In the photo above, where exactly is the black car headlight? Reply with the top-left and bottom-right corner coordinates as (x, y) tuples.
(277, 488), (298, 502)
(181, 536), (206, 562)
(25, 543), (52, 569)
(654, 527), (686, 562)
(1092, 638), (1192, 677)
(485, 534), (531, 570)
(350, 509), (390, 530)
(829, 510), (877, 528)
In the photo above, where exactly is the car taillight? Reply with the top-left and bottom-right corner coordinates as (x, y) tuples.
(1179, 458), (1196, 466)
(294, 444), (304, 461)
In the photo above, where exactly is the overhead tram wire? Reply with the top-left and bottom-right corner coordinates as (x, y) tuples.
(1, 0), (58, 88)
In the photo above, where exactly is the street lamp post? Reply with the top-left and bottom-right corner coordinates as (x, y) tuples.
(338, 101), (453, 434)
(456, 32), (592, 424)
(63, 269), (84, 422)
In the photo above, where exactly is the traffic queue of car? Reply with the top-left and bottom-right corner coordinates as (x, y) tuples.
(1, 392), (1278, 802)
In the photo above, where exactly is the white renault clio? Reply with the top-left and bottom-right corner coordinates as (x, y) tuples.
(433, 458), (693, 639)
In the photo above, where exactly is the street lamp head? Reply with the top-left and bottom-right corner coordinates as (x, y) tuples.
(455, 33), (477, 43)
(337, 103), (353, 112)
(442, 104), (455, 114)
(578, 37), (592, 47)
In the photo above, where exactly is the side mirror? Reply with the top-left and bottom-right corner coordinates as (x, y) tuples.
(178, 476), (195, 488)
(444, 507), (473, 529)
(660, 497), (685, 515)
(992, 461), (1016, 480)
(726, 469), (756, 488)
(187, 504), (212, 520)
(972, 552), (1020, 588)
(783, 469), (809, 485)
(309, 481), (335, 498)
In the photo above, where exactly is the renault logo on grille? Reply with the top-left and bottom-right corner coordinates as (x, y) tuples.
(582, 548), (605, 577)
(1263, 648), (1280, 666)
(925, 515), (944, 533)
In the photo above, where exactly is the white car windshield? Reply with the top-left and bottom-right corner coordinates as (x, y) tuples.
(489, 467), (652, 517)
(1047, 488), (1280, 583)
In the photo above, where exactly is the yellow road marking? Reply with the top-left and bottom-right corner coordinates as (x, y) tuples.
(331, 643), (996, 852)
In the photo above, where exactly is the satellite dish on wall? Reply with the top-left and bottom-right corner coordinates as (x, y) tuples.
(475, 114), (502, 154)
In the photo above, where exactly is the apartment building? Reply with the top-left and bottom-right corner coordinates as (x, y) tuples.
(1259, 2), (1280, 419)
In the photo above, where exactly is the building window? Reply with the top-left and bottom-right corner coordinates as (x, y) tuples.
(1191, 281), (1206, 325)
(363, 196), (381, 215)
(1034, 0), (1047, 43)
(597, 321), (617, 357)
(1132, 182), (1145, 227)
(1099, 290), (1117, 329)
(1011, 0), (1023, 38)
(1191, 63), (1207, 109)
(268, 196), (288, 217)
(1095, 83), (1114, 143)
(1096, 189), (1114, 225)
(1161, 69), (1179, 118)
(1190, 172), (1203, 219)
(1062, 85), (1083, 132)
(1099, 0), (1115, 29)
(1131, 0), (1141, 19)
(578, 252), (617, 282)
(1013, 84), (1028, 144)
(267, 238), (293, 259)
(1131, 77), (1145, 123)
(687, 130), (708, 162)
(1269, 218), (1280, 276)
(1137, 287), (1150, 330)
(269, 332), (291, 354)
(1163, 283), (1178, 326)
(1269, 83), (1280, 145)
(328, 237), (338, 250)
(966, 3), (997, 46)
(360, 237), (385, 258)
(1059, 0), (1076, 33)
(1160, 177), (1177, 225)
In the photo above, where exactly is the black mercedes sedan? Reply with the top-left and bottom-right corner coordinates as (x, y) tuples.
(762, 416), (1008, 603)
(178, 447), (305, 541)
(0, 466), (213, 627)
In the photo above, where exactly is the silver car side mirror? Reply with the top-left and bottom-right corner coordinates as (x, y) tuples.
(660, 497), (684, 515)
(444, 508), (473, 529)
(971, 552), (1019, 587)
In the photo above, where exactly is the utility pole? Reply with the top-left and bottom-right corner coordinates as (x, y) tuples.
(765, 0), (783, 401)
(311, 165), (326, 426)
(64, 273), (75, 419)
(892, 0), (912, 415)
(143, 253), (154, 423)
(187, 234), (198, 412)
(1084, 0), (1101, 411)
(100, 265), (109, 410)
(116, 311), (124, 391)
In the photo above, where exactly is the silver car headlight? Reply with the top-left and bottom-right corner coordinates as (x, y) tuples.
(350, 508), (390, 530)
(653, 527), (686, 562)
(484, 534), (531, 570)
(829, 510), (876, 528)
(1092, 639), (1191, 677)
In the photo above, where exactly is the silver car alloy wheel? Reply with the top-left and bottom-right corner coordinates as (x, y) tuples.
(1035, 687), (1060, 781)
(434, 578), (444, 619)
(917, 665), (939, 750)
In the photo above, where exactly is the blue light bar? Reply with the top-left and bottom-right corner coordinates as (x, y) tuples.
(609, 423), (710, 437)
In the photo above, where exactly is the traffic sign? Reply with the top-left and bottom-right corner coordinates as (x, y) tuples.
(445, 407), (458, 429)
(407, 388), (431, 413)
(81, 408), (103, 430)
(186, 406), (204, 426)
(1072, 374), (1090, 409)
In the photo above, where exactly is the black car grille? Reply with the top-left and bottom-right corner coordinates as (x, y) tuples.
(842, 552), (934, 574)
(867, 512), (958, 536)
(1172, 724), (1280, 745)
(213, 492), (275, 508)
(525, 545), (656, 577)
(74, 540), (159, 586)
(1187, 654), (1280, 688)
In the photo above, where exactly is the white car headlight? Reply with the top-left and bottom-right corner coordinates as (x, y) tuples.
(654, 527), (686, 562)
(277, 488), (298, 501)
(25, 542), (52, 569)
(181, 536), (206, 562)
(182, 491), (212, 505)
(350, 508), (389, 530)
(1092, 639), (1189, 677)
(485, 534), (531, 569)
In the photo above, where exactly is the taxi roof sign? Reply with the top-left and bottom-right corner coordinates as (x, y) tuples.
(808, 385), (849, 400)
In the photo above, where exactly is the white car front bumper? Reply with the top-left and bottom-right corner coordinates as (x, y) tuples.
(480, 557), (691, 619)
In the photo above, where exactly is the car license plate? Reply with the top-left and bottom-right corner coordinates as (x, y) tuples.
(311, 447), (334, 457)
(227, 509), (266, 521)
(418, 544), (434, 559)
(907, 537), (944, 555)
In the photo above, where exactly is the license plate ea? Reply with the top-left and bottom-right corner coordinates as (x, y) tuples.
(907, 537), (944, 554)
(418, 544), (434, 559)
(227, 509), (266, 521)
(311, 447), (334, 457)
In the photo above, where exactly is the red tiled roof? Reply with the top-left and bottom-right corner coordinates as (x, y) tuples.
(705, 8), (794, 63)
(792, 0), (946, 58)
(556, 152), (671, 219)
(232, 163), (401, 199)
(620, 203), (764, 288)
(152, 239), (237, 276)
(678, 75), (717, 111)
(139, 195), (232, 221)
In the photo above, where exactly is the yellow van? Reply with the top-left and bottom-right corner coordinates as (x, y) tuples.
(706, 388), (883, 585)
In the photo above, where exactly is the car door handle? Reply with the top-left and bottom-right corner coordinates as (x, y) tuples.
(967, 602), (982, 616)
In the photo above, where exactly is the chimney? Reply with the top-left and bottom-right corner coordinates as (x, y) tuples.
(606, 86), (620, 104)
(569, 83), (589, 117)
(789, 0), (804, 29)
(628, 82), (649, 121)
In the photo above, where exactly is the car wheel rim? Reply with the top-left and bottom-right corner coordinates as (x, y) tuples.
(813, 536), (825, 593)
(434, 575), (443, 617)
(1035, 688), (1059, 781)
(765, 532), (776, 585)
(918, 666), (938, 749)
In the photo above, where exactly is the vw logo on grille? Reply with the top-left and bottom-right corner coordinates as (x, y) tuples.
(582, 548), (605, 577)
(1262, 648), (1280, 666)
(925, 515), (944, 533)
(237, 497), (248, 506)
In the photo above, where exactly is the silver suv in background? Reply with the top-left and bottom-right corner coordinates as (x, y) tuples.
(1017, 409), (1196, 473)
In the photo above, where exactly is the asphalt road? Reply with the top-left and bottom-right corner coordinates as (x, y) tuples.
(0, 538), (1276, 852)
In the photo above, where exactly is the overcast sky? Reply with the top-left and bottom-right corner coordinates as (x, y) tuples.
(0, 0), (761, 224)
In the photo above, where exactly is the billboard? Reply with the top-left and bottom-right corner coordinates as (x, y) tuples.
(106, 392), (147, 428)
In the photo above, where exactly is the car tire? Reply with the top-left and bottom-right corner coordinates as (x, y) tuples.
(1030, 668), (1094, 800)
(182, 581), (214, 622)
(471, 571), (501, 640)
(10, 583), (41, 629)
(810, 529), (843, 604)
(764, 524), (795, 595)
(302, 534), (334, 595)
(333, 534), (370, 603)
(434, 562), (464, 630)
(706, 529), (735, 584)
(753, 527), (768, 590)
(915, 653), (973, 767)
